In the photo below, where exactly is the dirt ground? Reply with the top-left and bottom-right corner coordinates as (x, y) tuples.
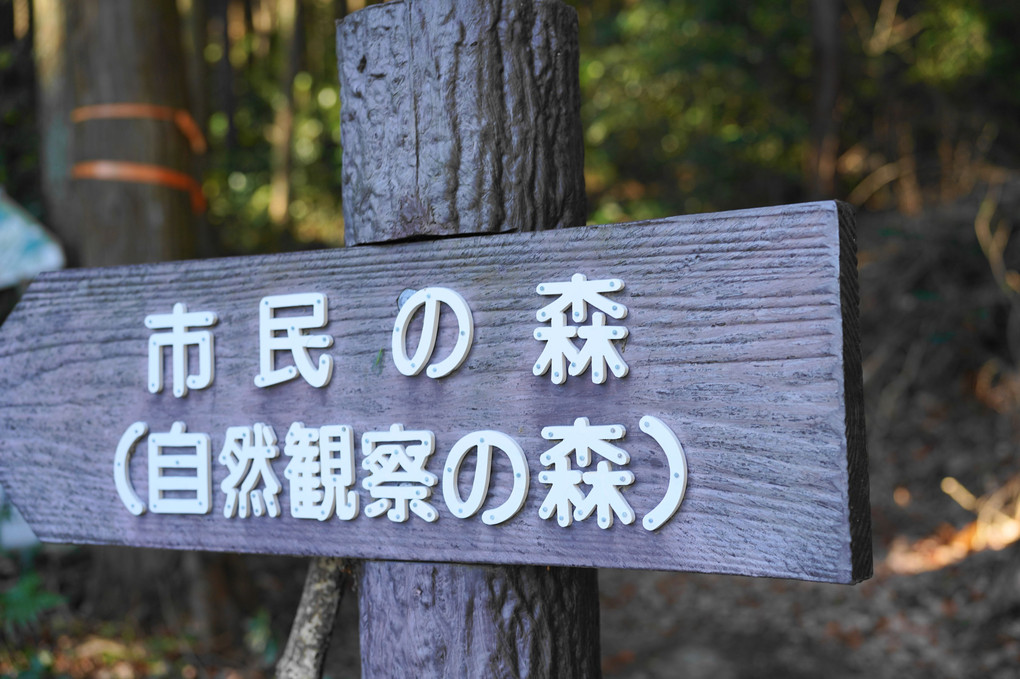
(5, 191), (1020, 678)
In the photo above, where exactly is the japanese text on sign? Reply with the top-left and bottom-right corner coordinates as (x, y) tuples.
(118, 274), (688, 532)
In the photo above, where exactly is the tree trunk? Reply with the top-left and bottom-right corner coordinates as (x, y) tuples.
(806, 0), (840, 199)
(62, 0), (197, 266)
(336, 2), (600, 677)
(277, 558), (351, 679)
(32, 0), (76, 262)
(33, 0), (201, 627)
(358, 561), (600, 678)
(337, 0), (587, 246)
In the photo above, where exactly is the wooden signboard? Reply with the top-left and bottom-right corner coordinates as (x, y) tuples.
(0, 200), (869, 584)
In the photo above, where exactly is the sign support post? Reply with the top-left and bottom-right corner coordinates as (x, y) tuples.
(333, 2), (600, 677)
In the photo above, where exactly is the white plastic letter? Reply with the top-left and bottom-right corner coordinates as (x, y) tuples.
(392, 287), (474, 379)
(219, 422), (283, 518)
(147, 421), (212, 515)
(640, 415), (689, 531)
(114, 421), (148, 516)
(533, 274), (629, 384)
(361, 424), (438, 522)
(442, 431), (529, 525)
(255, 293), (333, 388)
(538, 417), (634, 529)
(284, 422), (359, 521)
(145, 302), (217, 397)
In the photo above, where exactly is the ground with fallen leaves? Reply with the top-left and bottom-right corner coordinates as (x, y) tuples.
(4, 190), (1020, 678)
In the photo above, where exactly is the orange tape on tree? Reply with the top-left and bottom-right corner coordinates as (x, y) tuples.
(72, 161), (207, 214)
(71, 104), (208, 154)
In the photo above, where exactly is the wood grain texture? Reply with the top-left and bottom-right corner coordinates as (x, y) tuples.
(336, 0), (585, 245)
(0, 201), (869, 584)
(358, 560), (600, 678)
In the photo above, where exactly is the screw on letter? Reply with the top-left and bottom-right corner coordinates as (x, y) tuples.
(442, 430), (530, 525)
(145, 302), (217, 397)
(254, 293), (333, 389)
(391, 287), (474, 379)
(533, 274), (629, 385)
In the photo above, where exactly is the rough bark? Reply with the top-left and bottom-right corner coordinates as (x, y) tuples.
(338, 2), (598, 677)
(359, 561), (601, 678)
(277, 558), (350, 679)
(336, 0), (586, 245)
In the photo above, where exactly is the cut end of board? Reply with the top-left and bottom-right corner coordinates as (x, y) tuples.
(836, 200), (873, 584)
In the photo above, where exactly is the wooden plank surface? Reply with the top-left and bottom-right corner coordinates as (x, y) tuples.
(0, 200), (870, 584)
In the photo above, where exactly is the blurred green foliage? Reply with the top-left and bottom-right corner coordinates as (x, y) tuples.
(0, 0), (1018, 250)
(0, 571), (65, 637)
(0, 0), (41, 221)
(243, 606), (279, 666)
(569, 0), (1020, 223)
(196, 0), (345, 254)
(569, 0), (814, 221)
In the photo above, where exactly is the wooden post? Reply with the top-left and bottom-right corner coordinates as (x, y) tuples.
(338, 1), (600, 676)
(337, 0), (586, 245)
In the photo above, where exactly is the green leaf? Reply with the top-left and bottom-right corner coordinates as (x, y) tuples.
(0, 573), (65, 633)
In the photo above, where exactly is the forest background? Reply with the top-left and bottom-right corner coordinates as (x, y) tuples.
(2, 0), (1020, 677)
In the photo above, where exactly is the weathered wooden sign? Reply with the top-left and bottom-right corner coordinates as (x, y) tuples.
(0, 200), (869, 584)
